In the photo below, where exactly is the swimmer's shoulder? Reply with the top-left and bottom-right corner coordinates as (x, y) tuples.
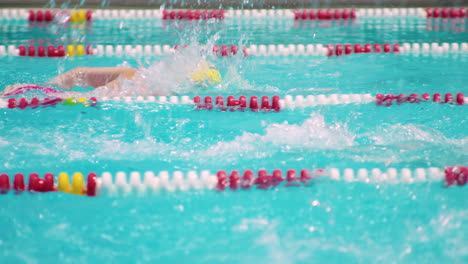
(121, 67), (137, 79)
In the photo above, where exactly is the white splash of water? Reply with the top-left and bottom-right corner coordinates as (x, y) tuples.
(95, 137), (179, 161)
(0, 112), (466, 168)
(347, 123), (468, 165)
(125, 44), (217, 96)
(369, 123), (468, 146)
(80, 28), (254, 97)
(202, 113), (355, 159)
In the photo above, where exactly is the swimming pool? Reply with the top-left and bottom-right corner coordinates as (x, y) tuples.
(0, 7), (467, 263)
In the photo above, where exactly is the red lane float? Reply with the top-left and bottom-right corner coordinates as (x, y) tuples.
(162, 9), (225, 20)
(86, 10), (93, 21)
(28, 9), (93, 22)
(27, 172), (56, 192)
(217, 169), (317, 191)
(18, 45), (92, 57)
(376, 93), (465, 106)
(0, 172), (98, 196)
(445, 166), (468, 187)
(86, 172), (98, 196)
(426, 8), (467, 18)
(229, 170), (241, 190)
(174, 44), (247, 57)
(194, 95), (281, 112)
(13, 173), (26, 193)
(8, 98), (63, 109)
(29, 10), (56, 22)
(294, 9), (356, 20)
(0, 174), (10, 194)
(327, 43), (400, 56)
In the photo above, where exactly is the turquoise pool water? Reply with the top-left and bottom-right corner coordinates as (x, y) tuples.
(1, 11), (467, 263)
(1, 18), (467, 45)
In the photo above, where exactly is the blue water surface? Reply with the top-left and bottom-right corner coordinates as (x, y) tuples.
(0, 11), (467, 264)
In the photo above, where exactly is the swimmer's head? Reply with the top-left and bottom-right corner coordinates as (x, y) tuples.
(189, 62), (222, 87)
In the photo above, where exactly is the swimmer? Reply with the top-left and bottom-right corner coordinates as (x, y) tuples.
(1, 67), (136, 97)
(2, 61), (222, 97)
(50, 67), (138, 90)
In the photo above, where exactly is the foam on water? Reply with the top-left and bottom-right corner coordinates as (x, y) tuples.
(369, 123), (468, 146)
(1, 110), (466, 171)
(202, 113), (354, 160)
(123, 45), (218, 96)
(81, 28), (256, 97)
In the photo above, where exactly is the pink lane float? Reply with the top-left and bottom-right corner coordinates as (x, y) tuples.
(326, 43), (400, 56)
(216, 169), (315, 191)
(293, 9), (357, 20)
(426, 8), (467, 18)
(376, 93), (465, 106)
(162, 9), (225, 20)
(193, 95), (281, 112)
(445, 166), (468, 187)
(174, 44), (247, 57)
(212, 45), (247, 57)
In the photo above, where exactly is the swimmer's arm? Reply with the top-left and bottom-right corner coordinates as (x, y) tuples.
(51, 67), (137, 90)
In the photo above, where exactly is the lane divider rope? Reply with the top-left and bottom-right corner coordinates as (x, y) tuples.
(2, 43), (467, 57)
(2, 8), (466, 21)
(0, 166), (466, 196)
(0, 172), (97, 196)
(1, 93), (465, 111)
